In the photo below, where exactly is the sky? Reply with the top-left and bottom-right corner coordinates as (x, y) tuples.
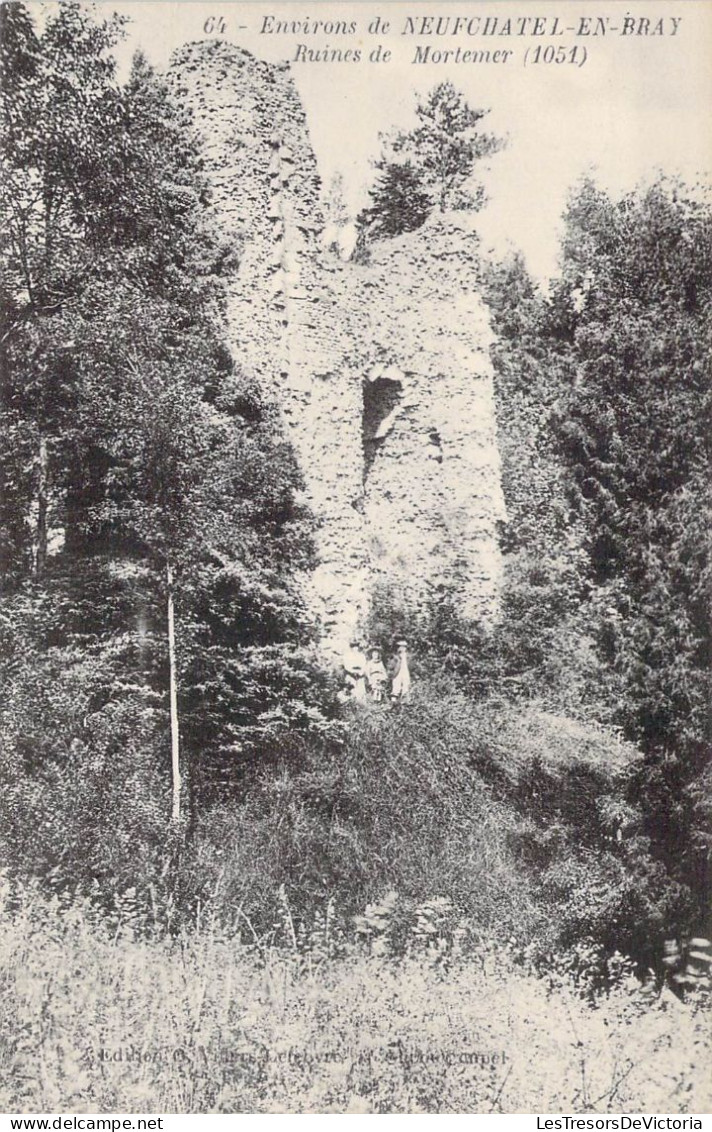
(28, 1), (712, 279)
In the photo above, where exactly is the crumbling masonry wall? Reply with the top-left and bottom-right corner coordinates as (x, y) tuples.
(349, 218), (506, 626)
(169, 41), (506, 658)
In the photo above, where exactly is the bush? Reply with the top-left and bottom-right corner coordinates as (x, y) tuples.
(173, 691), (541, 942)
(168, 685), (687, 967)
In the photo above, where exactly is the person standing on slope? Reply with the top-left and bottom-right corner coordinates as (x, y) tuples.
(389, 639), (412, 703)
(365, 646), (388, 702)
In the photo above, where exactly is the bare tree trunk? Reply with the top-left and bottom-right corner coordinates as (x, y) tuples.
(166, 561), (181, 823)
(33, 435), (48, 580)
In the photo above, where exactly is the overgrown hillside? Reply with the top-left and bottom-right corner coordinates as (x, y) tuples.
(165, 689), (683, 972)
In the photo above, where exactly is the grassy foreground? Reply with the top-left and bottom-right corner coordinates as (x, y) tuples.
(1, 882), (708, 1114)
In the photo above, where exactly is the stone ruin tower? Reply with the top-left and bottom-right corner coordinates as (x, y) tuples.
(169, 41), (507, 659)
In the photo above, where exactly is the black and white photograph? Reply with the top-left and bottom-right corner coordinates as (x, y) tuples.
(0, 0), (710, 1116)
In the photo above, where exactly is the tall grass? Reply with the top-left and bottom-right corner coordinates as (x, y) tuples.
(0, 879), (708, 1114)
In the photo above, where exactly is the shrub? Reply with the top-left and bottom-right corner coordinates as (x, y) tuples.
(168, 685), (686, 968)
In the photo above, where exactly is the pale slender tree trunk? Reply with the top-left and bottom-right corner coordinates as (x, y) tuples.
(33, 435), (49, 580)
(166, 561), (181, 823)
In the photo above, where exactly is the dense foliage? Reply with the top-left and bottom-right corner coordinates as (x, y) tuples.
(0, 1), (338, 873)
(552, 179), (711, 761)
(484, 178), (711, 930)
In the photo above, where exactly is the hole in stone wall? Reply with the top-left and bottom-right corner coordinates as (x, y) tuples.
(362, 376), (403, 479)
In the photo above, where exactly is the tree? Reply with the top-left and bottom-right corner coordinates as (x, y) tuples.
(0, 1), (127, 583)
(480, 180), (710, 930)
(480, 253), (598, 712)
(357, 161), (432, 241)
(546, 177), (712, 923)
(358, 82), (503, 241)
(549, 177), (711, 753)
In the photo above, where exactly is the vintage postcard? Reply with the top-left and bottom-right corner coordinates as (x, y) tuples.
(1, 0), (710, 1117)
